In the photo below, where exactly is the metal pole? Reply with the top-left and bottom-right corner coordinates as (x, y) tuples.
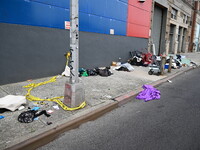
(168, 56), (173, 73)
(70, 0), (79, 84)
(160, 56), (166, 75)
(64, 0), (85, 108)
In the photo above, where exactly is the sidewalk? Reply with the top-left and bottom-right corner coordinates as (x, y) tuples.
(1, 52), (200, 150)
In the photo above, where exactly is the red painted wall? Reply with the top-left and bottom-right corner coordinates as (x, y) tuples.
(127, 0), (152, 38)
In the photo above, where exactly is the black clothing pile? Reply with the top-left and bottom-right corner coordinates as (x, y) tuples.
(79, 67), (113, 77)
(18, 110), (50, 123)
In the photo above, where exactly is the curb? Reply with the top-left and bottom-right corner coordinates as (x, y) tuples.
(5, 66), (198, 150)
(6, 102), (118, 150)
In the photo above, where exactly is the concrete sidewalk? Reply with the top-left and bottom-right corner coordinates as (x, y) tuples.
(0, 52), (200, 150)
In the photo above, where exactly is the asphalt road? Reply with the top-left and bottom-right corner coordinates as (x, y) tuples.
(38, 68), (200, 150)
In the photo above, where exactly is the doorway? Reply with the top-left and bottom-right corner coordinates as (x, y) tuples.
(169, 24), (176, 54)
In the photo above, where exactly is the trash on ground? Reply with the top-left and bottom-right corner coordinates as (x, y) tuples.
(23, 76), (86, 111)
(116, 66), (129, 71)
(18, 106), (25, 111)
(86, 69), (98, 76)
(47, 110), (54, 114)
(80, 66), (113, 77)
(116, 62), (121, 66)
(18, 110), (50, 123)
(128, 51), (143, 66)
(31, 107), (40, 111)
(111, 61), (117, 66)
(168, 54), (192, 68)
(190, 61), (197, 67)
(62, 65), (70, 77)
(0, 115), (5, 119)
(0, 108), (9, 113)
(39, 101), (46, 105)
(0, 95), (26, 111)
(62, 52), (70, 76)
(116, 63), (134, 72)
(53, 105), (59, 110)
(34, 117), (39, 121)
(79, 68), (88, 77)
(167, 80), (172, 83)
(128, 51), (152, 67)
(136, 85), (161, 102)
(47, 122), (52, 125)
(95, 67), (113, 77)
(103, 95), (112, 99)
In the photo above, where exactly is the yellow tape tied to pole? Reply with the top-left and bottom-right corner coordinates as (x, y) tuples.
(23, 76), (86, 111)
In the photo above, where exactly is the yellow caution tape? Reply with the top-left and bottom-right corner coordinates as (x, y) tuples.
(65, 52), (71, 66)
(23, 76), (86, 111)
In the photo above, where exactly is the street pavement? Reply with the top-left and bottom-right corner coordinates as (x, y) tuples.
(38, 67), (200, 150)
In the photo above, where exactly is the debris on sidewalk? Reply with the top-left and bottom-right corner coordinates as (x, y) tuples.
(0, 108), (9, 113)
(111, 61), (117, 66)
(167, 80), (172, 83)
(136, 85), (161, 102)
(102, 95), (112, 99)
(128, 51), (143, 66)
(31, 107), (40, 111)
(53, 105), (59, 110)
(23, 76), (86, 111)
(86, 69), (98, 76)
(190, 61), (198, 67)
(0, 115), (5, 119)
(18, 110), (51, 123)
(47, 110), (54, 114)
(116, 63), (134, 72)
(128, 51), (152, 67)
(34, 117), (39, 121)
(47, 121), (52, 125)
(62, 52), (70, 77)
(79, 68), (88, 77)
(18, 106), (25, 111)
(95, 67), (113, 77)
(0, 95), (26, 111)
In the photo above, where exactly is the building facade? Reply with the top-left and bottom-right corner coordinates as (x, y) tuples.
(191, 1), (200, 52)
(150, 0), (195, 55)
(0, 0), (198, 85)
(0, 0), (153, 85)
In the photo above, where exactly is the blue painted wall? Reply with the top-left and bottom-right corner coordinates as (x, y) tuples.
(0, 0), (128, 36)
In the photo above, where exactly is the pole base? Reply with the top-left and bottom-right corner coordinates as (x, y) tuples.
(63, 82), (85, 108)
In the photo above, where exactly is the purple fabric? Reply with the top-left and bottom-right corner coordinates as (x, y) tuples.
(136, 85), (160, 102)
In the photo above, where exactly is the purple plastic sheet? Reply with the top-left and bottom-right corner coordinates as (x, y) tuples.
(136, 85), (160, 102)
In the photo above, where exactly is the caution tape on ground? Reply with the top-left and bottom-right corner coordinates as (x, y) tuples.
(23, 76), (86, 111)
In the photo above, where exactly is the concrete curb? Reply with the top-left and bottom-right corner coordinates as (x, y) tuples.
(5, 66), (198, 150)
(6, 102), (118, 150)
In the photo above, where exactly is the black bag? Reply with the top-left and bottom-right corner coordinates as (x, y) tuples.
(86, 69), (98, 76)
(95, 67), (112, 77)
(18, 110), (50, 123)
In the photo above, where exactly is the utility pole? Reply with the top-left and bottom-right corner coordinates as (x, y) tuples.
(64, 0), (85, 107)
